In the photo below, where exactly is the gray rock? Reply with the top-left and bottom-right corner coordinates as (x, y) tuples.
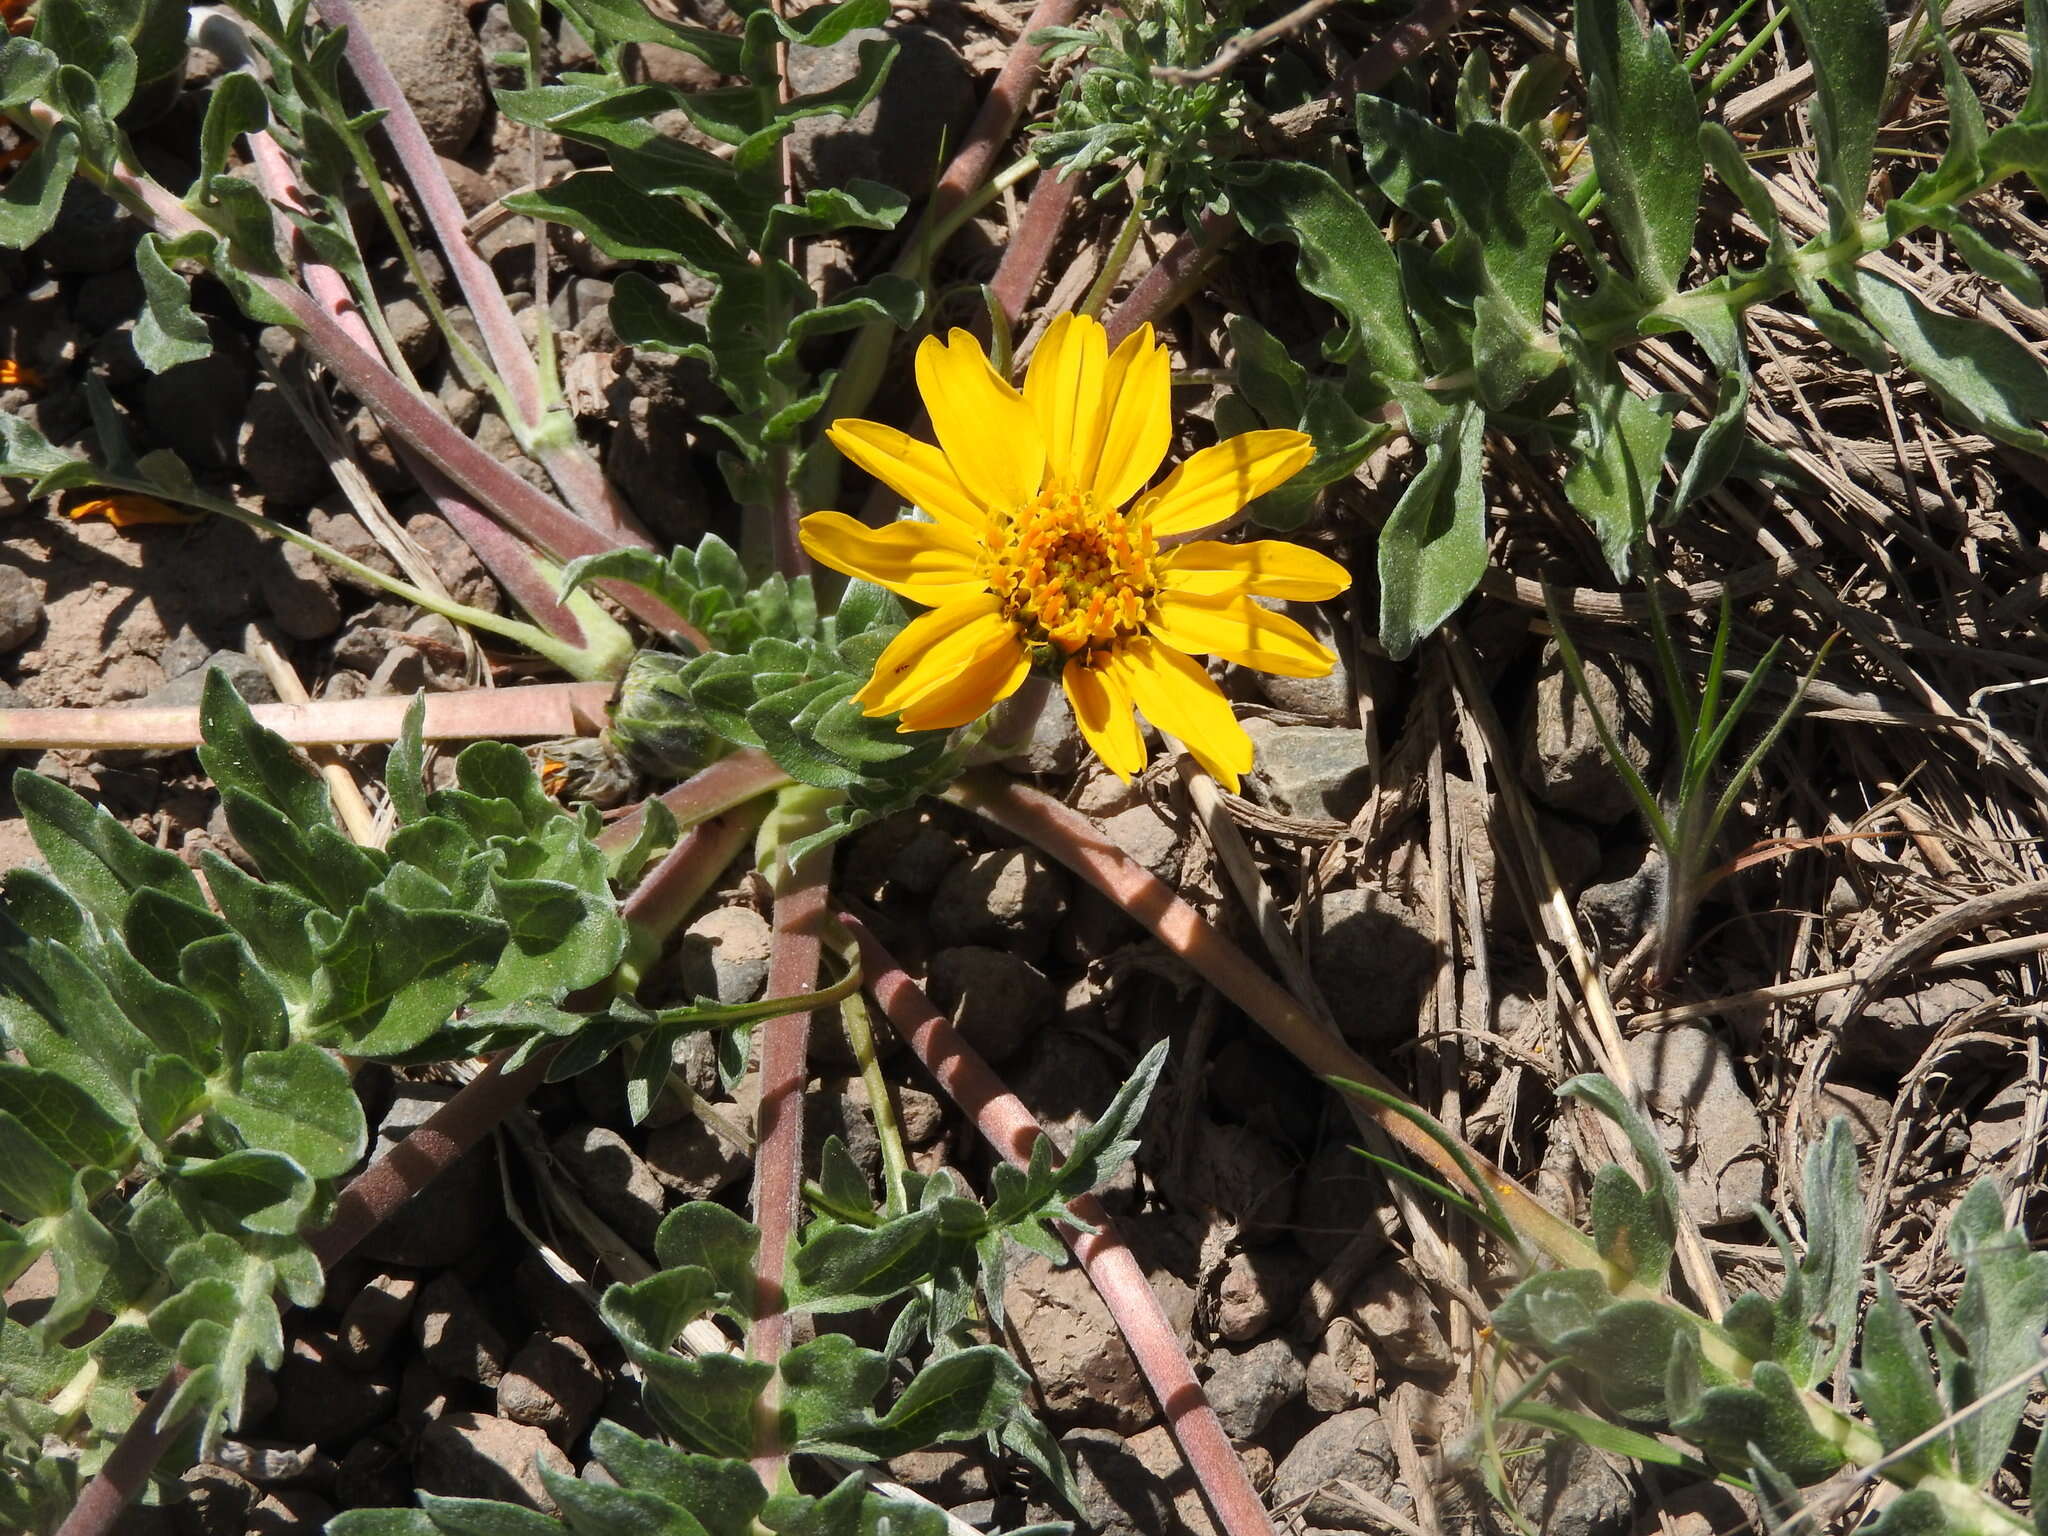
(1860, 977), (1996, 1073)
(1097, 802), (1181, 884)
(552, 1124), (667, 1249)
(676, 905), (771, 1004)
(1245, 719), (1372, 821)
(1352, 1268), (1453, 1376)
(357, 1086), (500, 1268)
(414, 1412), (572, 1512)
(402, 510), (499, 612)
(1444, 773), (1599, 938)
(645, 1112), (749, 1199)
(143, 652), (280, 710)
(269, 1331), (397, 1446)
(994, 682), (1086, 776)
(1521, 641), (1658, 825)
(384, 296), (441, 371)
(786, 28), (977, 201)
(239, 383), (331, 508)
(803, 1077), (883, 1191)
(1180, 1120), (1296, 1246)
(930, 848), (1069, 962)
(1270, 1407), (1405, 1531)
(925, 946), (1057, 1065)
(1293, 1138), (1384, 1263)
(366, 644), (430, 697)
(259, 541), (343, 641)
(1248, 599), (1353, 721)
(1623, 1026), (1767, 1228)
(1203, 1338), (1304, 1441)
(0, 565), (43, 651)
(351, 0), (488, 155)
(415, 1273), (508, 1387)
(1063, 1425), (1213, 1536)
(1306, 885), (1435, 1052)
(1519, 1442), (1635, 1536)
(497, 1334), (604, 1445)
(144, 349), (251, 471)
(883, 1448), (989, 1506)
(338, 1269), (417, 1370)
(897, 1086), (943, 1147)
(1206, 1245), (1309, 1343)
(1303, 1318), (1377, 1413)
(1004, 1251), (1155, 1432)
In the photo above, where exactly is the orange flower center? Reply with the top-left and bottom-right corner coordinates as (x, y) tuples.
(988, 487), (1157, 654)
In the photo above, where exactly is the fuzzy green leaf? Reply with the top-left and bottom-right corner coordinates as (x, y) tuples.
(589, 1420), (767, 1536)
(0, 1061), (132, 1174)
(303, 890), (504, 1057)
(1851, 1270), (1950, 1478)
(1937, 1177), (2048, 1485)
(1842, 268), (2048, 455)
(508, 172), (739, 276)
(1377, 394), (1486, 659)
(1574, 0), (1700, 297)
(1781, 0), (1888, 230)
(133, 233), (214, 374)
(212, 1041), (365, 1180)
(1225, 158), (1422, 380)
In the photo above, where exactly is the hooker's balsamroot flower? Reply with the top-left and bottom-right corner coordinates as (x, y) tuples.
(800, 314), (1349, 790)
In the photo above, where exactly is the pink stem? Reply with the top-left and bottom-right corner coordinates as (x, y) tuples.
(246, 131), (596, 649)
(846, 917), (1277, 1536)
(948, 775), (1591, 1260)
(747, 844), (830, 1484)
(988, 171), (1077, 325)
(928, 0), (1090, 230)
(594, 750), (793, 853)
(309, 0), (647, 543)
(0, 682), (615, 750)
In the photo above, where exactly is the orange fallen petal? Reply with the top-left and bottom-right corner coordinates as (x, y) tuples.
(67, 494), (202, 528)
(0, 358), (41, 390)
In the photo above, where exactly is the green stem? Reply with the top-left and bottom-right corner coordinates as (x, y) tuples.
(92, 473), (627, 679)
(824, 918), (910, 1216)
(1077, 157), (1159, 321)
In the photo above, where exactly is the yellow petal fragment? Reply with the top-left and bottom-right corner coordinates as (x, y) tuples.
(798, 511), (989, 606)
(1148, 591), (1339, 678)
(1107, 639), (1253, 792)
(67, 494), (200, 528)
(1133, 429), (1314, 538)
(856, 595), (1018, 718)
(1085, 323), (1172, 508)
(915, 329), (1045, 512)
(827, 418), (989, 530)
(1061, 652), (1145, 781)
(0, 359), (41, 390)
(1157, 539), (1352, 601)
(894, 638), (1030, 732)
(1023, 313), (1107, 491)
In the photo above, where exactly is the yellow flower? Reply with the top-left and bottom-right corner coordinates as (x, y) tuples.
(800, 315), (1350, 790)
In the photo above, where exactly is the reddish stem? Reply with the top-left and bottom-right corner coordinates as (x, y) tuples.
(988, 171), (1078, 327)
(594, 750), (793, 853)
(246, 131), (597, 650)
(309, 0), (647, 543)
(747, 843), (831, 1485)
(948, 774), (1591, 1261)
(52, 1375), (188, 1536)
(928, 0), (1091, 232)
(846, 917), (1278, 1536)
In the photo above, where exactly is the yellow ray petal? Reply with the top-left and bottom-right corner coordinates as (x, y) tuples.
(856, 595), (1018, 717)
(827, 419), (989, 531)
(895, 638), (1030, 731)
(1062, 652), (1145, 781)
(798, 511), (989, 606)
(1107, 639), (1253, 792)
(1023, 313), (1107, 491)
(1132, 430), (1314, 538)
(1147, 590), (1339, 678)
(915, 329), (1045, 512)
(1085, 323), (1172, 508)
(1156, 539), (1352, 601)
